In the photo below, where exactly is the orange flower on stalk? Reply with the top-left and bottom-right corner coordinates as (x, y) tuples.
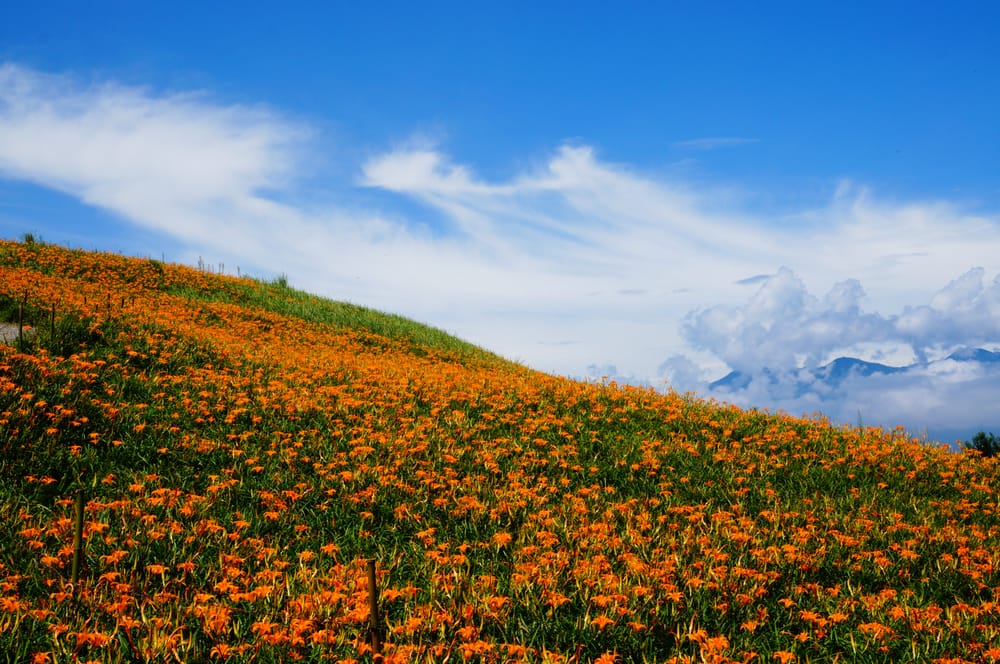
(544, 591), (570, 609)
(701, 635), (729, 654)
(210, 643), (234, 658)
(858, 622), (893, 641)
(590, 614), (615, 631)
(492, 531), (513, 547)
(1, 596), (24, 613)
(75, 631), (112, 647)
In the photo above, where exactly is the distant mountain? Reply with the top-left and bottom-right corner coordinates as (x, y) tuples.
(947, 347), (1000, 363)
(709, 348), (999, 394)
(814, 356), (907, 384)
(709, 369), (752, 391)
(709, 366), (807, 395)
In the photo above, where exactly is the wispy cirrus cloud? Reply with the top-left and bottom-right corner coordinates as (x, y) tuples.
(673, 137), (760, 150)
(0, 63), (311, 253)
(2, 61), (1000, 442)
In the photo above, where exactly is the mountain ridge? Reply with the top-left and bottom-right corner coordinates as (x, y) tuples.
(709, 346), (1000, 393)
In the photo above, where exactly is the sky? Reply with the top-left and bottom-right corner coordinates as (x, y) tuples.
(1, 2), (999, 443)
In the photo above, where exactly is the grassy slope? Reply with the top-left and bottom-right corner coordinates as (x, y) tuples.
(1, 239), (998, 664)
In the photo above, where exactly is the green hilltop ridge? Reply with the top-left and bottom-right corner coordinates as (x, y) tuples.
(168, 273), (500, 364)
(0, 238), (497, 363)
(1, 238), (999, 663)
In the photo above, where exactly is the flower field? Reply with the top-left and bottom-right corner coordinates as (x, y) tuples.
(1, 238), (998, 663)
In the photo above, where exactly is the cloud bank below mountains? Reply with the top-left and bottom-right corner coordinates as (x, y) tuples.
(657, 267), (1000, 442)
(682, 266), (1000, 373)
(2, 62), (1000, 441)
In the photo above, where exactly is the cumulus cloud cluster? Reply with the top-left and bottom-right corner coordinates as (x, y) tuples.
(682, 268), (877, 373)
(682, 267), (1000, 373)
(665, 268), (1000, 442)
(2, 62), (1000, 440)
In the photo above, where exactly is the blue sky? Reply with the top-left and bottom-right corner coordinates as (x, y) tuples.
(2, 2), (999, 442)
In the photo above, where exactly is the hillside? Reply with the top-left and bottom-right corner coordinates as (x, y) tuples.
(1, 238), (999, 663)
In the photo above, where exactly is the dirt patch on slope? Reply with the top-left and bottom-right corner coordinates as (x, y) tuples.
(0, 322), (35, 345)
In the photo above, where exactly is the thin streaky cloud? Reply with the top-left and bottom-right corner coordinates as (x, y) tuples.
(735, 274), (773, 286)
(2, 62), (1000, 436)
(673, 137), (760, 150)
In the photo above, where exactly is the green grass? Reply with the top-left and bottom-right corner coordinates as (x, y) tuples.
(1, 238), (998, 664)
(166, 276), (499, 363)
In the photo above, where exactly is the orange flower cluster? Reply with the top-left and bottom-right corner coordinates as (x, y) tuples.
(1, 239), (999, 663)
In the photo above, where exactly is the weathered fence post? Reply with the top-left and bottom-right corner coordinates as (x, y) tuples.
(17, 296), (24, 352)
(367, 558), (382, 658)
(71, 490), (85, 595)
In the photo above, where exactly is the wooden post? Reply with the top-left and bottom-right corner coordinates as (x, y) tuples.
(367, 558), (382, 657)
(71, 491), (85, 594)
(17, 297), (24, 352)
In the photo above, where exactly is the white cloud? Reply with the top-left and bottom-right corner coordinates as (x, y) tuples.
(0, 65), (303, 221)
(2, 62), (1000, 441)
(682, 268), (894, 373)
(706, 361), (1000, 445)
(676, 268), (1000, 440)
(673, 137), (760, 150)
(363, 149), (498, 196)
